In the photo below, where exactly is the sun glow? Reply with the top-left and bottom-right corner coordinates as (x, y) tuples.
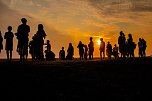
(97, 40), (101, 45)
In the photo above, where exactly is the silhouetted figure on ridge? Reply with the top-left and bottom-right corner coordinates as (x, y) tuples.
(77, 41), (85, 60)
(84, 45), (88, 60)
(118, 31), (126, 58)
(59, 47), (65, 60)
(138, 38), (143, 57)
(126, 34), (136, 58)
(66, 43), (74, 60)
(0, 31), (3, 53)
(142, 38), (147, 57)
(88, 37), (94, 60)
(4, 26), (14, 61)
(44, 40), (55, 61)
(16, 18), (30, 62)
(106, 41), (112, 59)
(113, 44), (119, 59)
(99, 38), (105, 60)
(35, 24), (46, 61)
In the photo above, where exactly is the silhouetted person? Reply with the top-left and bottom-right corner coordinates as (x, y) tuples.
(88, 37), (94, 60)
(127, 34), (135, 58)
(44, 40), (55, 61)
(113, 44), (119, 59)
(99, 38), (105, 60)
(16, 18), (30, 62)
(77, 41), (84, 60)
(4, 26), (14, 61)
(35, 24), (46, 61)
(0, 31), (3, 53)
(59, 47), (65, 60)
(84, 45), (88, 60)
(66, 43), (74, 60)
(142, 38), (147, 57)
(118, 31), (126, 58)
(138, 38), (143, 57)
(106, 41), (112, 59)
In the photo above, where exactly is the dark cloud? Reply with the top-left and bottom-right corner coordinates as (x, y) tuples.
(87, 0), (152, 18)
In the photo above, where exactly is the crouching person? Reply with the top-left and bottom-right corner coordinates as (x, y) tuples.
(44, 40), (55, 61)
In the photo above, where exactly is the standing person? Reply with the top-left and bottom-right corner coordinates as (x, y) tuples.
(118, 31), (126, 58)
(138, 38), (143, 57)
(88, 37), (94, 60)
(99, 38), (105, 60)
(106, 41), (112, 59)
(142, 38), (147, 57)
(84, 45), (88, 60)
(4, 26), (14, 61)
(127, 34), (135, 58)
(0, 31), (3, 53)
(35, 24), (46, 61)
(77, 41), (84, 60)
(16, 18), (30, 62)
(59, 47), (65, 60)
(66, 43), (74, 60)
(113, 44), (119, 59)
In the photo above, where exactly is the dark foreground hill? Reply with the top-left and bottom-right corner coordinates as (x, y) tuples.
(0, 57), (152, 101)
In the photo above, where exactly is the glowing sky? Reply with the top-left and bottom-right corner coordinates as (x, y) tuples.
(0, 0), (152, 59)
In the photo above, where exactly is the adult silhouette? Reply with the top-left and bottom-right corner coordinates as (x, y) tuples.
(16, 18), (30, 62)
(118, 31), (126, 58)
(59, 47), (65, 60)
(77, 41), (84, 60)
(142, 38), (147, 57)
(35, 24), (46, 61)
(138, 38), (143, 57)
(4, 26), (14, 61)
(88, 37), (94, 60)
(0, 31), (3, 53)
(99, 38), (105, 60)
(126, 34), (136, 58)
(66, 43), (74, 60)
(106, 41), (112, 59)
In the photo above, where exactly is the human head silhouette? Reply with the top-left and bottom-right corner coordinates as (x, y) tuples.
(21, 18), (27, 24)
(90, 37), (93, 41)
(62, 47), (64, 50)
(38, 24), (43, 30)
(47, 40), (50, 44)
(100, 38), (103, 41)
(120, 31), (123, 36)
(8, 26), (12, 32)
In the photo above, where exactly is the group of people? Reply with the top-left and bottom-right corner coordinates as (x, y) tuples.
(0, 18), (147, 62)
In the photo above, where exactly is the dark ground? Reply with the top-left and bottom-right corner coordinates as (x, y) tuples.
(0, 57), (152, 101)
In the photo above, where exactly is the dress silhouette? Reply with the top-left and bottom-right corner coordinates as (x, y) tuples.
(99, 38), (105, 60)
(88, 37), (94, 60)
(77, 41), (84, 60)
(66, 43), (74, 60)
(16, 18), (30, 62)
(4, 26), (14, 61)
(0, 31), (3, 53)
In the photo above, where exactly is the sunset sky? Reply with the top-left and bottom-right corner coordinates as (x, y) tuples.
(0, 0), (152, 59)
